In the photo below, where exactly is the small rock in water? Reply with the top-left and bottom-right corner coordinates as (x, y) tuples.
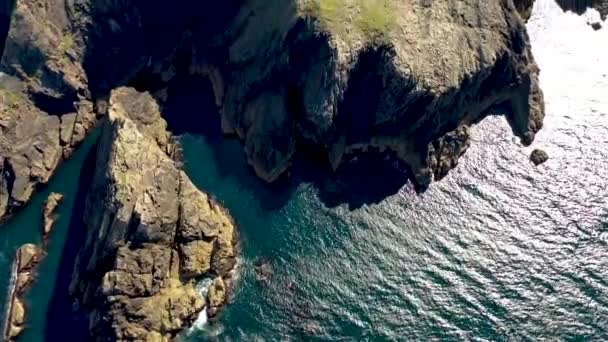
(42, 192), (64, 240)
(253, 258), (273, 282)
(591, 22), (602, 30)
(530, 149), (549, 166)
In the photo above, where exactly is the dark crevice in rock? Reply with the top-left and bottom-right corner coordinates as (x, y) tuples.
(160, 74), (222, 139)
(125, 212), (143, 248)
(0, 0), (16, 57)
(0, 157), (17, 220)
(338, 47), (386, 146)
(29, 90), (78, 117)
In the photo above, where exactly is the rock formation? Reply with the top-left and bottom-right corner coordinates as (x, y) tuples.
(530, 148), (549, 165)
(555, 0), (608, 19)
(42, 192), (63, 240)
(90, 0), (545, 190)
(514, 0), (536, 21)
(206, 277), (227, 319)
(1, 0), (546, 216)
(2, 243), (44, 341)
(2, 191), (65, 340)
(68, 87), (237, 341)
(0, 0), (98, 222)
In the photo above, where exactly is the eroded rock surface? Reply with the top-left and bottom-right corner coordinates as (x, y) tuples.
(514, 0), (536, 21)
(530, 148), (549, 165)
(69, 87), (237, 341)
(98, 0), (545, 189)
(2, 0), (546, 216)
(42, 192), (63, 240)
(2, 243), (44, 341)
(0, 0), (97, 221)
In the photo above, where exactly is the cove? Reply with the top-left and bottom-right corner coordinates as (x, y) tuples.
(1, 0), (608, 340)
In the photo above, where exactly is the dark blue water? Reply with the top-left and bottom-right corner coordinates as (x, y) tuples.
(1, 0), (607, 340)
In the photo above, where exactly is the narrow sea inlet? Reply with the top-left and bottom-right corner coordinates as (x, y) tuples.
(0, 130), (99, 341)
(1, 0), (608, 340)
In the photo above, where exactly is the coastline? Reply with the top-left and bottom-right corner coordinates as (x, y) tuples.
(1, 247), (19, 340)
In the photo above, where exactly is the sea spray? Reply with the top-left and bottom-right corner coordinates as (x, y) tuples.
(191, 278), (214, 330)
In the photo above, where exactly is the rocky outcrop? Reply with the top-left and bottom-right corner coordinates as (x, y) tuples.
(97, 0), (545, 190)
(594, 0), (608, 19)
(1, 0), (546, 216)
(2, 243), (44, 341)
(530, 148), (549, 165)
(42, 192), (63, 240)
(0, 0), (97, 222)
(69, 87), (237, 341)
(514, 0), (536, 21)
(206, 277), (227, 319)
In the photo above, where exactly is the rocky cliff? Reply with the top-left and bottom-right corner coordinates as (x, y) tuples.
(0, 0), (98, 221)
(81, 0), (544, 190)
(2, 0), (547, 337)
(1, 0), (545, 219)
(68, 87), (236, 341)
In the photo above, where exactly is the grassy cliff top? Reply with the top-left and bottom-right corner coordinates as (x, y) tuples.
(299, 0), (398, 44)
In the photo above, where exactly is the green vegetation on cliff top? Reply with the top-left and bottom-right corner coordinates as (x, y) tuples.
(300, 0), (397, 43)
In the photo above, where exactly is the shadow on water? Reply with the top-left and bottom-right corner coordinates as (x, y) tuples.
(293, 152), (412, 210)
(44, 141), (98, 340)
(185, 132), (412, 211)
(167, 77), (414, 211)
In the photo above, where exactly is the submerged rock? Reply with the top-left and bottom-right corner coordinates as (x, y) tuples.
(253, 258), (274, 283)
(530, 149), (549, 165)
(69, 87), (237, 341)
(42, 192), (64, 240)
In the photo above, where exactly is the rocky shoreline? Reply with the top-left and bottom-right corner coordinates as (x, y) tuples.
(2, 243), (44, 341)
(0, 0), (99, 222)
(1, 191), (62, 341)
(1, 0), (549, 224)
(0, 0), (588, 340)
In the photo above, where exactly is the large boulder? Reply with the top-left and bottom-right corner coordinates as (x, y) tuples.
(69, 87), (237, 341)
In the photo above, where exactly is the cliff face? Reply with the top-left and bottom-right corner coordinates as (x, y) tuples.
(86, 0), (544, 189)
(0, 0), (97, 221)
(69, 88), (236, 341)
(1, 0), (545, 219)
